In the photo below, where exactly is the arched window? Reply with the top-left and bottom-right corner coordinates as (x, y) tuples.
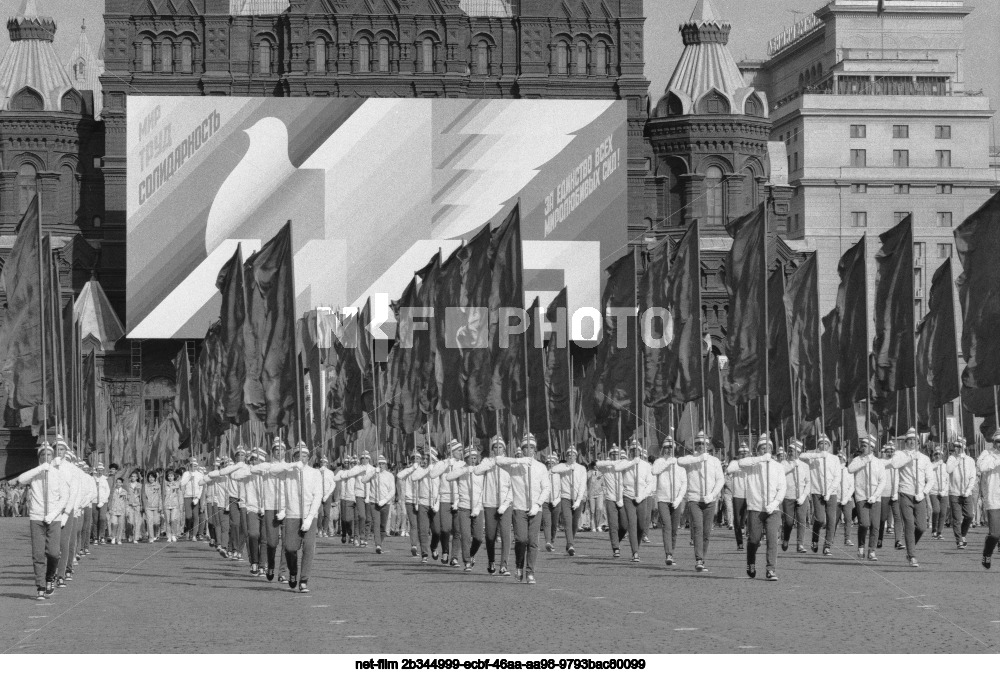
(475, 40), (489, 75)
(699, 91), (730, 114)
(704, 166), (725, 227)
(378, 37), (390, 72)
(743, 167), (758, 212)
(594, 40), (608, 75)
(422, 37), (434, 73)
(358, 38), (370, 72)
(314, 36), (326, 73)
(555, 41), (568, 74)
(181, 39), (193, 73)
(59, 165), (77, 224)
(92, 215), (102, 229)
(74, 58), (86, 79)
(258, 39), (272, 75)
(575, 41), (587, 75)
(141, 38), (153, 72)
(60, 90), (82, 113)
(744, 94), (763, 117)
(17, 164), (38, 216)
(160, 38), (173, 73)
(12, 87), (43, 111)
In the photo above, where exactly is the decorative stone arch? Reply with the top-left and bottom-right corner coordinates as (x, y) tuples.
(176, 32), (199, 73)
(697, 88), (731, 115)
(60, 88), (83, 113)
(309, 29), (333, 73)
(355, 30), (375, 73)
(550, 33), (573, 75)
(695, 155), (734, 176)
(743, 91), (764, 117)
(470, 32), (496, 76)
(14, 151), (46, 172)
(416, 30), (440, 74)
(56, 157), (80, 224)
(591, 32), (614, 76)
(655, 91), (687, 117)
(11, 86), (44, 111)
(254, 31), (279, 75)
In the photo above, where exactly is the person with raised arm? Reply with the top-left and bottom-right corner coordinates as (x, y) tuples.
(541, 454), (561, 552)
(847, 436), (886, 561)
(677, 431), (725, 572)
(405, 447), (441, 563)
(396, 451), (423, 557)
(249, 438), (288, 581)
(51, 439), (85, 584)
(651, 436), (686, 567)
(446, 446), (486, 572)
(799, 434), (842, 556)
(17, 442), (70, 600)
(738, 438), (786, 581)
(361, 454), (397, 554)
(726, 442), (750, 551)
(179, 457), (207, 541)
(318, 457), (336, 538)
(876, 443), (899, 550)
(429, 440), (465, 566)
(239, 448), (266, 574)
(835, 453), (855, 546)
(472, 436), (513, 575)
(946, 436), (977, 550)
(495, 434), (550, 584)
(976, 429), (1000, 569)
(549, 447), (587, 556)
(780, 440), (810, 553)
(596, 445), (627, 558)
(335, 454), (357, 544)
(928, 446), (949, 540)
(888, 428), (933, 567)
(209, 446), (251, 560)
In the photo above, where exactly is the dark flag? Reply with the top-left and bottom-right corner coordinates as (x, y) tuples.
(544, 288), (571, 431)
(643, 221), (703, 407)
(328, 332), (365, 436)
(767, 268), (793, 424)
(873, 216), (915, 393)
(724, 204), (767, 406)
(199, 322), (228, 441)
(835, 237), (868, 409)
(416, 253), (441, 415)
(488, 205), (524, 411)
(434, 245), (465, 411)
(785, 253), (822, 432)
(0, 196), (43, 410)
(821, 309), (840, 428)
(83, 351), (96, 454)
(385, 278), (426, 434)
(242, 253), (265, 421)
(706, 347), (734, 452)
(216, 244), (249, 425)
(246, 222), (298, 431)
(917, 258), (960, 420)
(593, 251), (637, 437)
(522, 296), (547, 437)
(173, 346), (193, 446)
(954, 191), (1000, 389)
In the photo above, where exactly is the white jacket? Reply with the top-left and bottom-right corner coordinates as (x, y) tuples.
(847, 455), (886, 503)
(17, 463), (70, 523)
(798, 451), (841, 499)
(250, 461), (287, 511)
(737, 455), (786, 512)
(596, 458), (654, 502)
(446, 465), (484, 515)
(726, 460), (749, 499)
(889, 450), (932, 500)
(407, 464), (440, 509)
(783, 459), (811, 503)
(946, 454), (977, 497)
(928, 460), (949, 496)
(550, 462), (587, 508)
(180, 470), (206, 500)
(430, 458), (465, 505)
(596, 461), (624, 506)
(361, 468), (396, 508)
(95, 475), (110, 507)
(495, 457), (551, 513)
(260, 462), (323, 524)
(651, 458), (687, 507)
(472, 458), (513, 513)
(676, 453), (725, 504)
(976, 448), (1000, 510)
(838, 466), (855, 503)
(319, 466), (336, 501)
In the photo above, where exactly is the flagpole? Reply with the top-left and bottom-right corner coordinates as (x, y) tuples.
(863, 235), (872, 441)
(36, 196), (50, 514)
(568, 330), (575, 450)
(633, 246), (640, 444)
(696, 221), (708, 434)
(912, 230), (919, 431)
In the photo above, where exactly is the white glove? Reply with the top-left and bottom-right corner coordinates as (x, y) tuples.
(43, 513), (57, 525)
(528, 505), (540, 517)
(301, 518), (312, 532)
(498, 505), (508, 516)
(193, 498), (199, 505)
(276, 509), (286, 521)
(59, 513), (69, 526)
(39, 462), (51, 473)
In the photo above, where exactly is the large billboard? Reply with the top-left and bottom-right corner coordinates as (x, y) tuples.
(126, 97), (628, 339)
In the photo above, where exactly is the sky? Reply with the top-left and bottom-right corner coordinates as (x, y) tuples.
(3, 0), (998, 115)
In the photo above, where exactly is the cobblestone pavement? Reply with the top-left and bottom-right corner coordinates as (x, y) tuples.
(0, 518), (997, 654)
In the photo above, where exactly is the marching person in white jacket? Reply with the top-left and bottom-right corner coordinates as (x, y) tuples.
(596, 445), (628, 558)
(780, 442), (811, 552)
(835, 453), (855, 546)
(241, 448), (267, 575)
(51, 438), (83, 586)
(651, 436), (686, 567)
(726, 443), (751, 551)
(597, 440), (654, 563)
(256, 440), (322, 592)
(318, 457), (336, 538)
(541, 454), (561, 552)
(335, 454), (358, 544)
(429, 440), (465, 566)
(249, 438), (288, 582)
(472, 437), (514, 575)
(799, 434), (842, 556)
(495, 434), (551, 584)
(738, 438), (786, 581)
(17, 442), (70, 599)
(888, 428), (933, 567)
(179, 457), (207, 541)
(677, 431), (725, 572)
(847, 437), (886, 561)
(947, 436), (977, 549)
(396, 451), (422, 556)
(361, 454), (396, 554)
(976, 429), (1000, 569)
(877, 443), (900, 550)
(403, 448), (442, 563)
(549, 447), (587, 556)
(446, 446), (486, 571)
(928, 446), (950, 540)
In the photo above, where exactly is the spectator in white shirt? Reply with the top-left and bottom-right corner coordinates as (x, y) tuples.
(318, 457), (336, 538)
(847, 437), (886, 560)
(947, 436), (977, 549)
(651, 436), (686, 567)
(92, 463), (110, 544)
(799, 434), (842, 555)
(976, 430), (1000, 569)
(495, 434), (550, 584)
(726, 442), (750, 551)
(738, 438), (786, 581)
(781, 441), (811, 553)
(549, 447), (587, 556)
(928, 446), (950, 540)
(676, 431), (725, 572)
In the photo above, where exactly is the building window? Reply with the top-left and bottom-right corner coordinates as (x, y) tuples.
(893, 184), (910, 195)
(914, 242), (926, 263)
(893, 150), (909, 168)
(935, 125), (952, 139)
(314, 36), (326, 73)
(594, 40), (608, 75)
(892, 125), (909, 139)
(358, 38), (370, 72)
(937, 184), (953, 194)
(378, 38), (390, 72)
(160, 38), (173, 73)
(575, 41), (587, 75)
(937, 212), (953, 228)
(422, 37), (434, 73)
(59, 165), (76, 224)
(938, 243), (952, 259)
(258, 40), (272, 75)
(793, 213), (800, 232)
(555, 41), (568, 74)
(851, 211), (867, 228)
(93, 215), (102, 229)
(850, 124), (866, 138)
(181, 39), (193, 73)
(475, 40), (489, 75)
(17, 164), (37, 216)
(936, 150), (952, 167)
(141, 38), (153, 72)
(894, 212), (911, 225)
(850, 149), (866, 167)
(850, 183), (867, 193)
(793, 152), (799, 171)
(704, 166), (725, 227)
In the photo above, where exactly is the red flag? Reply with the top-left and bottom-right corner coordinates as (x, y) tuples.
(593, 251), (637, 439)
(767, 267), (793, 424)
(917, 258), (960, 420)
(785, 253), (822, 431)
(873, 216), (915, 393)
(488, 205), (524, 411)
(172, 346), (193, 447)
(724, 204), (767, 406)
(544, 288), (571, 431)
(385, 277), (426, 434)
(216, 244), (249, 425)
(416, 252), (441, 415)
(835, 236), (868, 409)
(954, 191), (1000, 388)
